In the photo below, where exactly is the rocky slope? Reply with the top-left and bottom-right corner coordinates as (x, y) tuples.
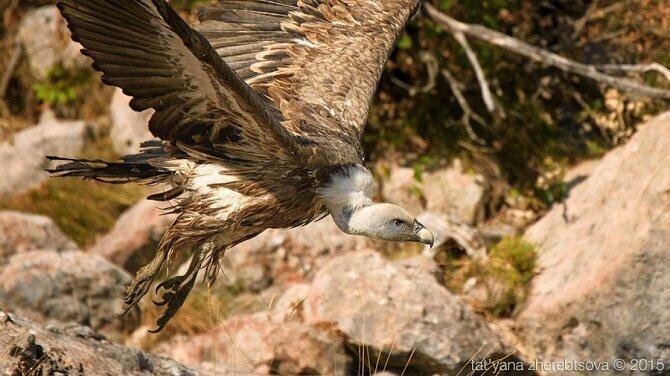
(2, 3), (670, 375)
(0, 312), (196, 376)
(517, 112), (670, 372)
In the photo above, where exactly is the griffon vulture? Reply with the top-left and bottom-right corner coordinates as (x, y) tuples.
(50, 0), (433, 331)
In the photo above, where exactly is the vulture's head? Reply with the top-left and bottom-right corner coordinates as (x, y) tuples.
(347, 203), (434, 247)
(320, 165), (434, 248)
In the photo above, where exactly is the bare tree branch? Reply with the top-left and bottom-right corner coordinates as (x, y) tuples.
(441, 69), (486, 144)
(572, 1), (625, 39)
(424, 3), (670, 100)
(596, 63), (670, 83)
(418, 51), (440, 94)
(572, 0), (600, 38)
(572, 92), (612, 144)
(389, 51), (440, 96)
(452, 31), (496, 113)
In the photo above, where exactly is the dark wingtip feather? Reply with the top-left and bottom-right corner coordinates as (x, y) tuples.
(46, 154), (170, 183)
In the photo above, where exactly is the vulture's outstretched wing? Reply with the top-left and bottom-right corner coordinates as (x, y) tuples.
(195, 0), (423, 165)
(58, 0), (301, 162)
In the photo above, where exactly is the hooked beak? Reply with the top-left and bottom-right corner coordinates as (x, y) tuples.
(414, 220), (434, 248)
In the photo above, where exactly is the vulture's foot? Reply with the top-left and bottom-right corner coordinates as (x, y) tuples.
(148, 243), (206, 332)
(148, 272), (199, 333)
(121, 252), (167, 316)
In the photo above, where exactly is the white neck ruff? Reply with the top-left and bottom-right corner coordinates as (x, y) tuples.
(318, 165), (374, 232)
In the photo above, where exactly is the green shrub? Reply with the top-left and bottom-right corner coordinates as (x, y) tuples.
(33, 65), (92, 106)
(440, 236), (536, 317)
(481, 236), (536, 316)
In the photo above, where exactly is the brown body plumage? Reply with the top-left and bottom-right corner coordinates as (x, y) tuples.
(50, 0), (427, 331)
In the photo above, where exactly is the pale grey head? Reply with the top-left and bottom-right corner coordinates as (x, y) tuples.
(319, 165), (434, 247)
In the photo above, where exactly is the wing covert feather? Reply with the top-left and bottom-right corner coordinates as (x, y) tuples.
(196, 0), (422, 165)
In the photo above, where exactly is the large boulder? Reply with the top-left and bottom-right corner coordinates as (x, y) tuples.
(156, 313), (351, 375)
(89, 199), (176, 270)
(517, 112), (670, 369)
(270, 283), (312, 323)
(303, 249), (512, 374)
(109, 88), (156, 155)
(0, 312), (197, 376)
(0, 250), (140, 334)
(218, 217), (368, 292)
(0, 211), (76, 264)
(0, 114), (88, 196)
(381, 160), (487, 225)
(17, 5), (88, 79)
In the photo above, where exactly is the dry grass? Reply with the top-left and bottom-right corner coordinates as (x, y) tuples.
(0, 124), (149, 246)
(0, 178), (147, 247)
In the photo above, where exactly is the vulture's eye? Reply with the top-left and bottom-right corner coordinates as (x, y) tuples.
(393, 219), (404, 227)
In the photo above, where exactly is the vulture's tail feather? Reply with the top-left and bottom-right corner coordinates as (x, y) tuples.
(46, 155), (171, 185)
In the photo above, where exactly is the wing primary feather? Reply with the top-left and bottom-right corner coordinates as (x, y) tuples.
(59, 0), (304, 157)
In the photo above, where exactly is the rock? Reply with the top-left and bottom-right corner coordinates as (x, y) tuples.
(0, 115), (88, 196)
(0, 250), (140, 334)
(479, 223), (522, 245)
(284, 216), (369, 255)
(417, 212), (487, 259)
(517, 112), (670, 367)
(562, 159), (600, 191)
(89, 199), (176, 270)
(392, 254), (443, 281)
(381, 160), (487, 225)
(215, 231), (283, 292)
(0, 211), (77, 264)
(270, 283), (312, 323)
(17, 5), (88, 79)
(109, 88), (156, 155)
(0, 313), (198, 376)
(218, 217), (368, 291)
(156, 313), (351, 375)
(381, 166), (423, 211)
(303, 249), (511, 374)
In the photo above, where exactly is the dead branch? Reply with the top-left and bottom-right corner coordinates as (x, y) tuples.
(572, 1), (625, 39)
(595, 63), (670, 83)
(451, 31), (496, 113)
(418, 51), (439, 93)
(572, 0), (600, 38)
(572, 92), (612, 144)
(424, 3), (670, 100)
(441, 69), (486, 144)
(389, 51), (439, 96)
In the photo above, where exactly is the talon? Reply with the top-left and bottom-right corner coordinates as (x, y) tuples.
(155, 276), (184, 294)
(148, 325), (165, 334)
(152, 291), (176, 306)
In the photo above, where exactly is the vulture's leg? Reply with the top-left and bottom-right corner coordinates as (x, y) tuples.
(120, 229), (178, 316)
(120, 213), (201, 324)
(148, 242), (209, 333)
(121, 212), (263, 331)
